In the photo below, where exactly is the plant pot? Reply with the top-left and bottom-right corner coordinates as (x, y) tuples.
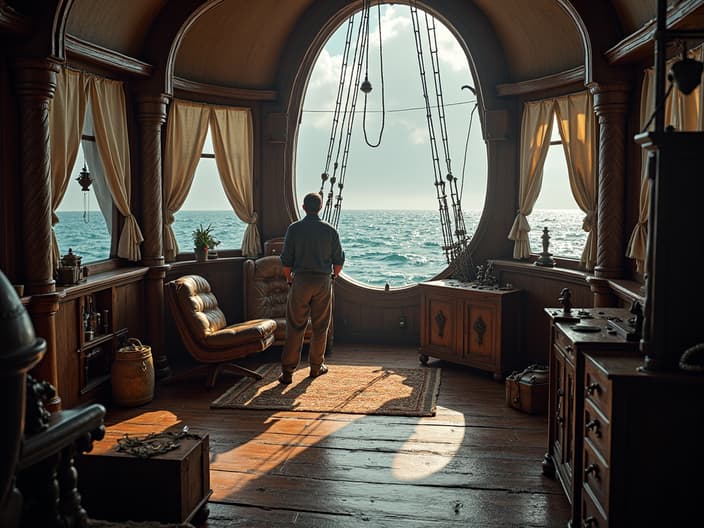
(194, 247), (208, 262)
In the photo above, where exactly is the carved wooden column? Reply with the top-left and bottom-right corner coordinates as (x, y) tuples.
(137, 95), (168, 266)
(146, 265), (170, 378)
(14, 58), (60, 295)
(137, 95), (170, 378)
(28, 293), (62, 410)
(589, 83), (630, 279)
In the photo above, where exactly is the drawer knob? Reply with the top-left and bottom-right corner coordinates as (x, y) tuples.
(585, 382), (601, 396)
(566, 345), (573, 354)
(557, 415), (564, 424)
(583, 517), (597, 528)
(585, 419), (601, 437)
(557, 389), (565, 397)
(584, 463), (599, 477)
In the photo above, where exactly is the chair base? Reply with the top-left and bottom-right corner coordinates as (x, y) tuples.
(164, 362), (263, 389)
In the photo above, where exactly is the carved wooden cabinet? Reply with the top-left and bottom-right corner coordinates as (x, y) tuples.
(419, 280), (523, 380)
(543, 308), (639, 527)
(55, 268), (147, 408)
(579, 354), (704, 527)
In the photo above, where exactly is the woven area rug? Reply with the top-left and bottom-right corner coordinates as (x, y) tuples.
(211, 363), (442, 417)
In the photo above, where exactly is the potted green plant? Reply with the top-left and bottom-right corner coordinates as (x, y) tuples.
(192, 223), (220, 262)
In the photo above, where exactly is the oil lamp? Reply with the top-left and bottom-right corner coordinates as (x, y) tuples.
(76, 163), (92, 222)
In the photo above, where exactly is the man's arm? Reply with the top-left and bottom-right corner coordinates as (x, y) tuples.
(283, 266), (293, 284)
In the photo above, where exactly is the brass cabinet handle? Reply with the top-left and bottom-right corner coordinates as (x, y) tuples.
(557, 415), (564, 424)
(584, 463), (599, 477)
(583, 517), (597, 528)
(585, 382), (601, 396)
(585, 419), (601, 437)
(557, 388), (565, 397)
(566, 345), (573, 354)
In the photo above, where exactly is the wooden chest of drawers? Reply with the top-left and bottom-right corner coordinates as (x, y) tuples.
(579, 354), (704, 527)
(543, 307), (639, 526)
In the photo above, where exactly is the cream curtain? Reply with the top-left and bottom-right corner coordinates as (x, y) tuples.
(626, 48), (703, 272)
(89, 76), (143, 261)
(210, 106), (261, 257)
(163, 100), (211, 260)
(49, 68), (88, 271)
(82, 104), (113, 234)
(555, 92), (598, 270)
(508, 99), (555, 259)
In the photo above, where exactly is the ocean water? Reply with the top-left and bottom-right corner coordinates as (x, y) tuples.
(54, 209), (587, 287)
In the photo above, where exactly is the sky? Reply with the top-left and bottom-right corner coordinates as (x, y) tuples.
(58, 4), (575, 213)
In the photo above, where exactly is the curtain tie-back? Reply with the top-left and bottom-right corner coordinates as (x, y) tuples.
(52, 212), (59, 225)
(508, 213), (531, 240)
(247, 212), (258, 224)
(165, 211), (176, 224)
(582, 211), (595, 232)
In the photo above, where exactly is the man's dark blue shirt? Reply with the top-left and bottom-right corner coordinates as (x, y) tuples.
(280, 213), (345, 275)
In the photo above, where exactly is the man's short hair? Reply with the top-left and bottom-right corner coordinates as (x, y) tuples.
(303, 192), (323, 213)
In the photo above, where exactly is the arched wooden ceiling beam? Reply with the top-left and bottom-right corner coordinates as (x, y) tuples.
(137, 0), (224, 96)
(8, 0), (72, 59)
(278, 0), (512, 118)
(556, 0), (625, 84)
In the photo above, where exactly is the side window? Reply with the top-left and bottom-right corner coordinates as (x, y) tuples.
(528, 115), (586, 260)
(55, 106), (113, 264)
(173, 126), (247, 254)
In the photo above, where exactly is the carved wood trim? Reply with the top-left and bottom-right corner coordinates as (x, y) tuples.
(0, 3), (31, 35)
(65, 34), (153, 77)
(496, 66), (585, 97)
(473, 315), (487, 345)
(605, 0), (704, 65)
(434, 310), (446, 338)
(173, 76), (278, 101)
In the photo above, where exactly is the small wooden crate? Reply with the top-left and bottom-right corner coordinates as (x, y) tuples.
(505, 365), (548, 414)
(76, 432), (211, 524)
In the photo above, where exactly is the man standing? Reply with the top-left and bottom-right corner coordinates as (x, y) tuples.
(278, 192), (345, 385)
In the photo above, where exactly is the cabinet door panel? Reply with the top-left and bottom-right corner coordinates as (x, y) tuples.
(425, 297), (455, 352)
(463, 303), (496, 367)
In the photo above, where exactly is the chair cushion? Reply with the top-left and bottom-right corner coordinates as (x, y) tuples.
(206, 318), (277, 348)
(172, 275), (228, 341)
(245, 256), (289, 320)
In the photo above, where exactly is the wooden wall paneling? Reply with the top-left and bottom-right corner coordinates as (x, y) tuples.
(492, 261), (592, 364)
(114, 281), (145, 342)
(333, 281), (421, 345)
(0, 52), (20, 280)
(54, 298), (81, 408)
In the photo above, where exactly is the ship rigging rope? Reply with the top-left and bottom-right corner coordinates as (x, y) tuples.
(361, 0), (386, 148)
(410, 3), (469, 264)
(319, 1), (371, 227)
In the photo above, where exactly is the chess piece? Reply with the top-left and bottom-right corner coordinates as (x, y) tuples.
(535, 227), (556, 267)
(558, 287), (572, 315)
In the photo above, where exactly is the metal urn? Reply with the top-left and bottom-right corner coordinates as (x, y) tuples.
(57, 248), (82, 285)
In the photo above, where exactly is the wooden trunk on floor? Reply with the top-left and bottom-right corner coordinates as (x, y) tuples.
(76, 433), (211, 524)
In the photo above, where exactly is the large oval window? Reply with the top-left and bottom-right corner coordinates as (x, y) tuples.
(295, 3), (487, 288)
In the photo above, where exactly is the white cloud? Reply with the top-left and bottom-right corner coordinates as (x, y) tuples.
(436, 22), (468, 73)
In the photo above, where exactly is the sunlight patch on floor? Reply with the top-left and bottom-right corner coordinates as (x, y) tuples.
(210, 413), (359, 495)
(391, 406), (465, 481)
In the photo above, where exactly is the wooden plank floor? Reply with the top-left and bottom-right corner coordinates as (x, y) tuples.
(100, 343), (570, 527)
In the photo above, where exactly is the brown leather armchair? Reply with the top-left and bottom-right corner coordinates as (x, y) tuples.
(165, 274), (277, 388)
(242, 255), (311, 346)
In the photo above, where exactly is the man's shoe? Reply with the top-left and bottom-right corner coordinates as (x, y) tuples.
(309, 364), (329, 378)
(278, 371), (293, 385)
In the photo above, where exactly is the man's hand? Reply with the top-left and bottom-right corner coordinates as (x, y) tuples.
(332, 264), (343, 279)
(283, 266), (293, 285)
